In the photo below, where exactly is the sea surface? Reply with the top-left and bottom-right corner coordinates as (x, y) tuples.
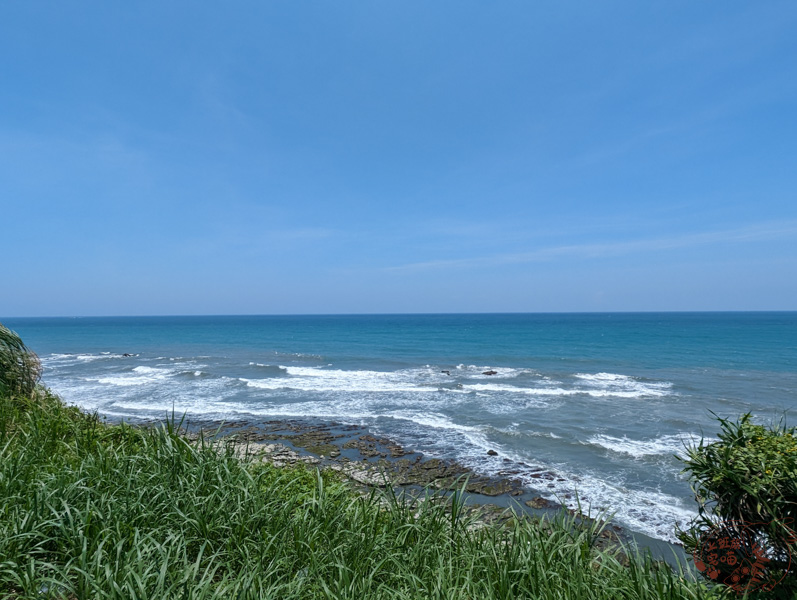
(5, 313), (797, 544)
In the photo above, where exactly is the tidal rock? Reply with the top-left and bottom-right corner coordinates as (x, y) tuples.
(599, 529), (620, 541)
(336, 464), (391, 487)
(343, 439), (382, 457)
(526, 496), (561, 509)
(249, 443), (321, 467)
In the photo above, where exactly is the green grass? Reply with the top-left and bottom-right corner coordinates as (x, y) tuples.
(0, 390), (721, 599)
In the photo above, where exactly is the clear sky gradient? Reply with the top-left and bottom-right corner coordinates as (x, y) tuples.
(2, 2), (796, 316)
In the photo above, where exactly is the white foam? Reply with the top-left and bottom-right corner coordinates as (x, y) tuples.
(241, 365), (449, 394)
(569, 484), (698, 544)
(574, 372), (672, 398)
(442, 438), (697, 544)
(465, 383), (586, 397)
(387, 411), (484, 435)
(454, 364), (535, 378)
(377, 417), (698, 544)
(588, 433), (718, 458)
(88, 366), (175, 387)
(495, 426), (562, 439)
(238, 365), (668, 400)
(576, 372), (632, 383)
(42, 352), (131, 365)
(463, 383), (658, 399)
(249, 363), (287, 370)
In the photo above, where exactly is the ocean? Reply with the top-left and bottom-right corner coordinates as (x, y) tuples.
(4, 313), (796, 545)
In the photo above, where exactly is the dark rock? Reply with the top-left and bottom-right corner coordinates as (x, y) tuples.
(364, 434), (407, 457)
(482, 370), (498, 376)
(599, 529), (620, 541)
(487, 449), (498, 456)
(289, 429), (344, 450)
(463, 477), (521, 496)
(525, 496), (559, 510)
(304, 444), (340, 458)
(421, 458), (444, 470)
(342, 439), (382, 458)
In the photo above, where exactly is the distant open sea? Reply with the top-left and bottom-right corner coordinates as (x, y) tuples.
(5, 313), (796, 544)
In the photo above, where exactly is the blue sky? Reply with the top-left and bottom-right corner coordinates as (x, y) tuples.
(2, 1), (796, 316)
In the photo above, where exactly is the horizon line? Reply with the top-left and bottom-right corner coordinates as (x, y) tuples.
(4, 309), (797, 320)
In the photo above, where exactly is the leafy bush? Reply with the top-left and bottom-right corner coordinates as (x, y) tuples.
(0, 323), (41, 397)
(679, 414), (797, 596)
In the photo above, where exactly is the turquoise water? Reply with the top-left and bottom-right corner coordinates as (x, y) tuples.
(5, 313), (797, 543)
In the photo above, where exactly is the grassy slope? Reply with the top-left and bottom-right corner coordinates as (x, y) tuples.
(0, 389), (720, 600)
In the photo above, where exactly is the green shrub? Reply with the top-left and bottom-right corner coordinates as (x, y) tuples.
(678, 414), (797, 596)
(0, 323), (41, 398)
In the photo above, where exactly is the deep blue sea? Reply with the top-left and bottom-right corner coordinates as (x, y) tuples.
(5, 313), (796, 544)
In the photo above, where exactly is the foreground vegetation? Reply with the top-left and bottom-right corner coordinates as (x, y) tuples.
(0, 325), (720, 599)
(679, 414), (797, 597)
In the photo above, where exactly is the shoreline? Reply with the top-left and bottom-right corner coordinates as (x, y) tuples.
(107, 411), (691, 568)
(1, 385), (718, 598)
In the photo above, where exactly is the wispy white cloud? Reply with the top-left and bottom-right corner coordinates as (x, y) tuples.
(384, 221), (797, 273)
